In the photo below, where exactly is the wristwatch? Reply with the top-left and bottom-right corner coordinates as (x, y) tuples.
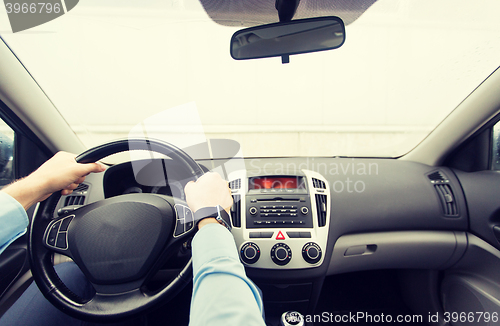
(194, 205), (232, 231)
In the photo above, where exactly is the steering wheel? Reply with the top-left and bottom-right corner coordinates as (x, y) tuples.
(28, 139), (205, 322)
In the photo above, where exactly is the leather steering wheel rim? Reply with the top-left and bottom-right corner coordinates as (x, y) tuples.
(28, 138), (205, 322)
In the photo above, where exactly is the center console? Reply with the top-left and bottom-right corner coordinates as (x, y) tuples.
(228, 170), (330, 270)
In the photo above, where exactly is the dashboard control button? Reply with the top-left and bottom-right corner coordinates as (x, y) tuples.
(302, 242), (322, 264)
(241, 242), (260, 264)
(249, 232), (261, 238)
(287, 232), (300, 238)
(299, 232), (311, 238)
(276, 231), (286, 240)
(56, 233), (67, 249)
(300, 207), (309, 215)
(174, 219), (185, 236)
(271, 243), (292, 265)
(249, 207), (258, 215)
(261, 232), (274, 238)
(46, 221), (61, 247)
(59, 216), (73, 231)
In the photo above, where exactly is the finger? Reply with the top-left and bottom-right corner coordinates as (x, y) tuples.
(64, 183), (79, 190)
(72, 176), (86, 184)
(76, 162), (106, 176)
(61, 189), (73, 196)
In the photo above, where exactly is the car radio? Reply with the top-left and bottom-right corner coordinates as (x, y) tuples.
(246, 176), (313, 229)
(228, 170), (330, 270)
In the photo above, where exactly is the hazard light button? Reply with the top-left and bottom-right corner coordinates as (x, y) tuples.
(276, 231), (285, 240)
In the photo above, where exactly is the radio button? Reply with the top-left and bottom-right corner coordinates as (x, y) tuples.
(300, 207), (309, 215)
(249, 207), (258, 215)
(287, 232), (300, 238)
(261, 232), (274, 238)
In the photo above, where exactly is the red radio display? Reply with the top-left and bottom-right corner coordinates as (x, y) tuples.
(250, 176), (304, 189)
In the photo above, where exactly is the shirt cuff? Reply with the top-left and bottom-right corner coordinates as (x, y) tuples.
(191, 223), (238, 274)
(0, 191), (29, 255)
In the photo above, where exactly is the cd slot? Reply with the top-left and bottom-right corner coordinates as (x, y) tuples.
(256, 197), (300, 202)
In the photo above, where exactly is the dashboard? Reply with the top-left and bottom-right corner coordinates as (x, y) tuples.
(60, 156), (472, 278)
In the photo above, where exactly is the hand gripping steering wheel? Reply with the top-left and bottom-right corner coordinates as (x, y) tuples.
(28, 139), (205, 322)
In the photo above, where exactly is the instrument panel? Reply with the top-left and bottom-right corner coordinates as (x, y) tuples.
(229, 169), (330, 270)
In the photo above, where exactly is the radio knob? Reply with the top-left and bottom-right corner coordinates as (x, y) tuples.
(271, 243), (292, 265)
(241, 242), (260, 264)
(300, 206), (309, 215)
(302, 242), (322, 264)
(249, 207), (258, 215)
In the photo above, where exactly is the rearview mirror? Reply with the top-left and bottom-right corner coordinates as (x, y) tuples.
(230, 16), (345, 63)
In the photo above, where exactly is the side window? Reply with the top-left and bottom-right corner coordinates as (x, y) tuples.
(493, 122), (500, 170)
(0, 118), (14, 186)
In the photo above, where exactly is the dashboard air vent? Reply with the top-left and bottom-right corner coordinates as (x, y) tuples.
(229, 179), (241, 190)
(64, 195), (85, 206)
(231, 194), (241, 227)
(312, 178), (326, 189)
(315, 194), (327, 227)
(435, 184), (458, 216)
(428, 171), (448, 183)
(74, 183), (89, 192)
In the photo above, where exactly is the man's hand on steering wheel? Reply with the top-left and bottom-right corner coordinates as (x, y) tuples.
(1, 151), (106, 210)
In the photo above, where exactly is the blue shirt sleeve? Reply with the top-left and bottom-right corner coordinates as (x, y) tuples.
(189, 223), (266, 326)
(0, 191), (29, 255)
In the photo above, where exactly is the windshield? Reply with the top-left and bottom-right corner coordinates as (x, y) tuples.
(1, 0), (499, 158)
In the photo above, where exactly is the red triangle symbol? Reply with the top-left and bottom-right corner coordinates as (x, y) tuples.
(276, 231), (285, 240)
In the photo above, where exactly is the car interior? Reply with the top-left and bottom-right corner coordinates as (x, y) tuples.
(1, 0), (500, 325)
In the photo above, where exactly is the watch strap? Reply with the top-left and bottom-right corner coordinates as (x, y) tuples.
(194, 205), (232, 231)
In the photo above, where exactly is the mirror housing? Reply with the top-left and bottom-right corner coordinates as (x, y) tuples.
(230, 16), (345, 63)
